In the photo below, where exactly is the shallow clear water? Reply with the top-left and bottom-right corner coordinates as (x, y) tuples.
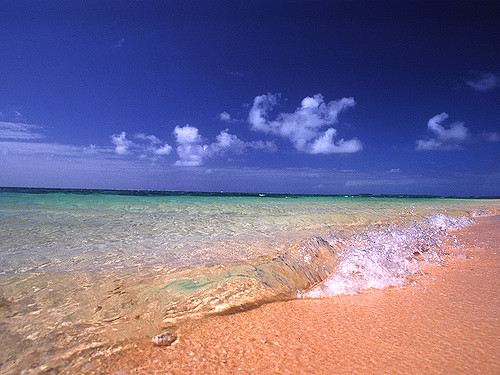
(1, 189), (492, 274)
(0, 188), (498, 373)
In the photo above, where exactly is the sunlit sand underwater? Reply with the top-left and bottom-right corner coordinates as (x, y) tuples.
(0, 188), (498, 373)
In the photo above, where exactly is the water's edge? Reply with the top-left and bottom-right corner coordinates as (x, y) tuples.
(0, 190), (498, 374)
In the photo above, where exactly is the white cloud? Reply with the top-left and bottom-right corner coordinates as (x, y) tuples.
(111, 132), (134, 155)
(0, 121), (45, 140)
(212, 129), (246, 153)
(213, 129), (277, 154)
(173, 125), (276, 166)
(135, 133), (172, 156)
(427, 113), (468, 142)
(416, 113), (469, 151)
(309, 128), (362, 154)
(135, 133), (161, 144)
(173, 125), (216, 167)
(248, 93), (361, 154)
(465, 72), (498, 92)
(219, 112), (232, 122)
(174, 144), (208, 166)
(111, 131), (173, 157)
(111, 125), (271, 166)
(248, 93), (280, 133)
(416, 138), (443, 151)
(153, 144), (173, 155)
(173, 125), (201, 144)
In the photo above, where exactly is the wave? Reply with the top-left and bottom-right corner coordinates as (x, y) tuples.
(302, 214), (474, 297)
(160, 213), (476, 324)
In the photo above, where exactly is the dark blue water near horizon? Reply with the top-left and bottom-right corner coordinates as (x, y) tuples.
(1, 186), (497, 199)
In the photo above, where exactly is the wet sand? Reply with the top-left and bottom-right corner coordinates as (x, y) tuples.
(85, 215), (499, 374)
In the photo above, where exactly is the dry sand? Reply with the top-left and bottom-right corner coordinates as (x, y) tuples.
(86, 215), (499, 374)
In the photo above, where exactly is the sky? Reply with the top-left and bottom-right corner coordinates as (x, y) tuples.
(0, 0), (498, 196)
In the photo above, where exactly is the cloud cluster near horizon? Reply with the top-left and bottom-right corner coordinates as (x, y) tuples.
(173, 125), (276, 166)
(107, 125), (276, 167)
(248, 93), (362, 154)
(109, 92), (361, 166)
(416, 113), (469, 151)
(111, 132), (173, 157)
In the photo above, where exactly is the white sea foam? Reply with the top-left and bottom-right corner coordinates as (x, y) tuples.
(468, 209), (497, 218)
(424, 213), (475, 230)
(301, 214), (474, 298)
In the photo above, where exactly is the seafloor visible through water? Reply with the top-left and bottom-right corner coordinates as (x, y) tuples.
(0, 188), (498, 373)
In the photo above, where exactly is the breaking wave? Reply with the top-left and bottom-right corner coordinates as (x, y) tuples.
(302, 214), (474, 298)
(161, 213), (475, 323)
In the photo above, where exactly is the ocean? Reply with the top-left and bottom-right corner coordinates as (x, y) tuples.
(0, 187), (498, 373)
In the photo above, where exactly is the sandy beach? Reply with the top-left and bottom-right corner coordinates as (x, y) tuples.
(78, 215), (499, 374)
(2, 2), (499, 374)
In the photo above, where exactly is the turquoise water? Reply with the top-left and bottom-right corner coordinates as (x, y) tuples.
(0, 188), (498, 373)
(1, 188), (494, 274)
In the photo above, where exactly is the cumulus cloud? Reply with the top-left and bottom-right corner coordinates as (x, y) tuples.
(0, 121), (45, 140)
(173, 126), (207, 166)
(213, 129), (277, 154)
(465, 72), (498, 92)
(416, 113), (469, 151)
(111, 131), (172, 157)
(173, 125), (276, 167)
(135, 133), (172, 156)
(152, 144), (173, 155)
(174, 144), (208, 167)
(212, 129), (246, 153)
(111, 132), (134, 155)
(173, 125), (201, 144)
(427, 113), (468, 142)
(248, 93), (279, 132)
(309, 128), (362, 154)
(110, 125), (273, 166)
(219, 112), (232, 122)
(248, 93), (361, 154)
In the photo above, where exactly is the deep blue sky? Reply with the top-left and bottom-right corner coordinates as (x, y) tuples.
(0, 0), (498, 195)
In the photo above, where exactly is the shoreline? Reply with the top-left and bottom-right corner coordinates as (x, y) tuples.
(86, 215), (499, 374)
